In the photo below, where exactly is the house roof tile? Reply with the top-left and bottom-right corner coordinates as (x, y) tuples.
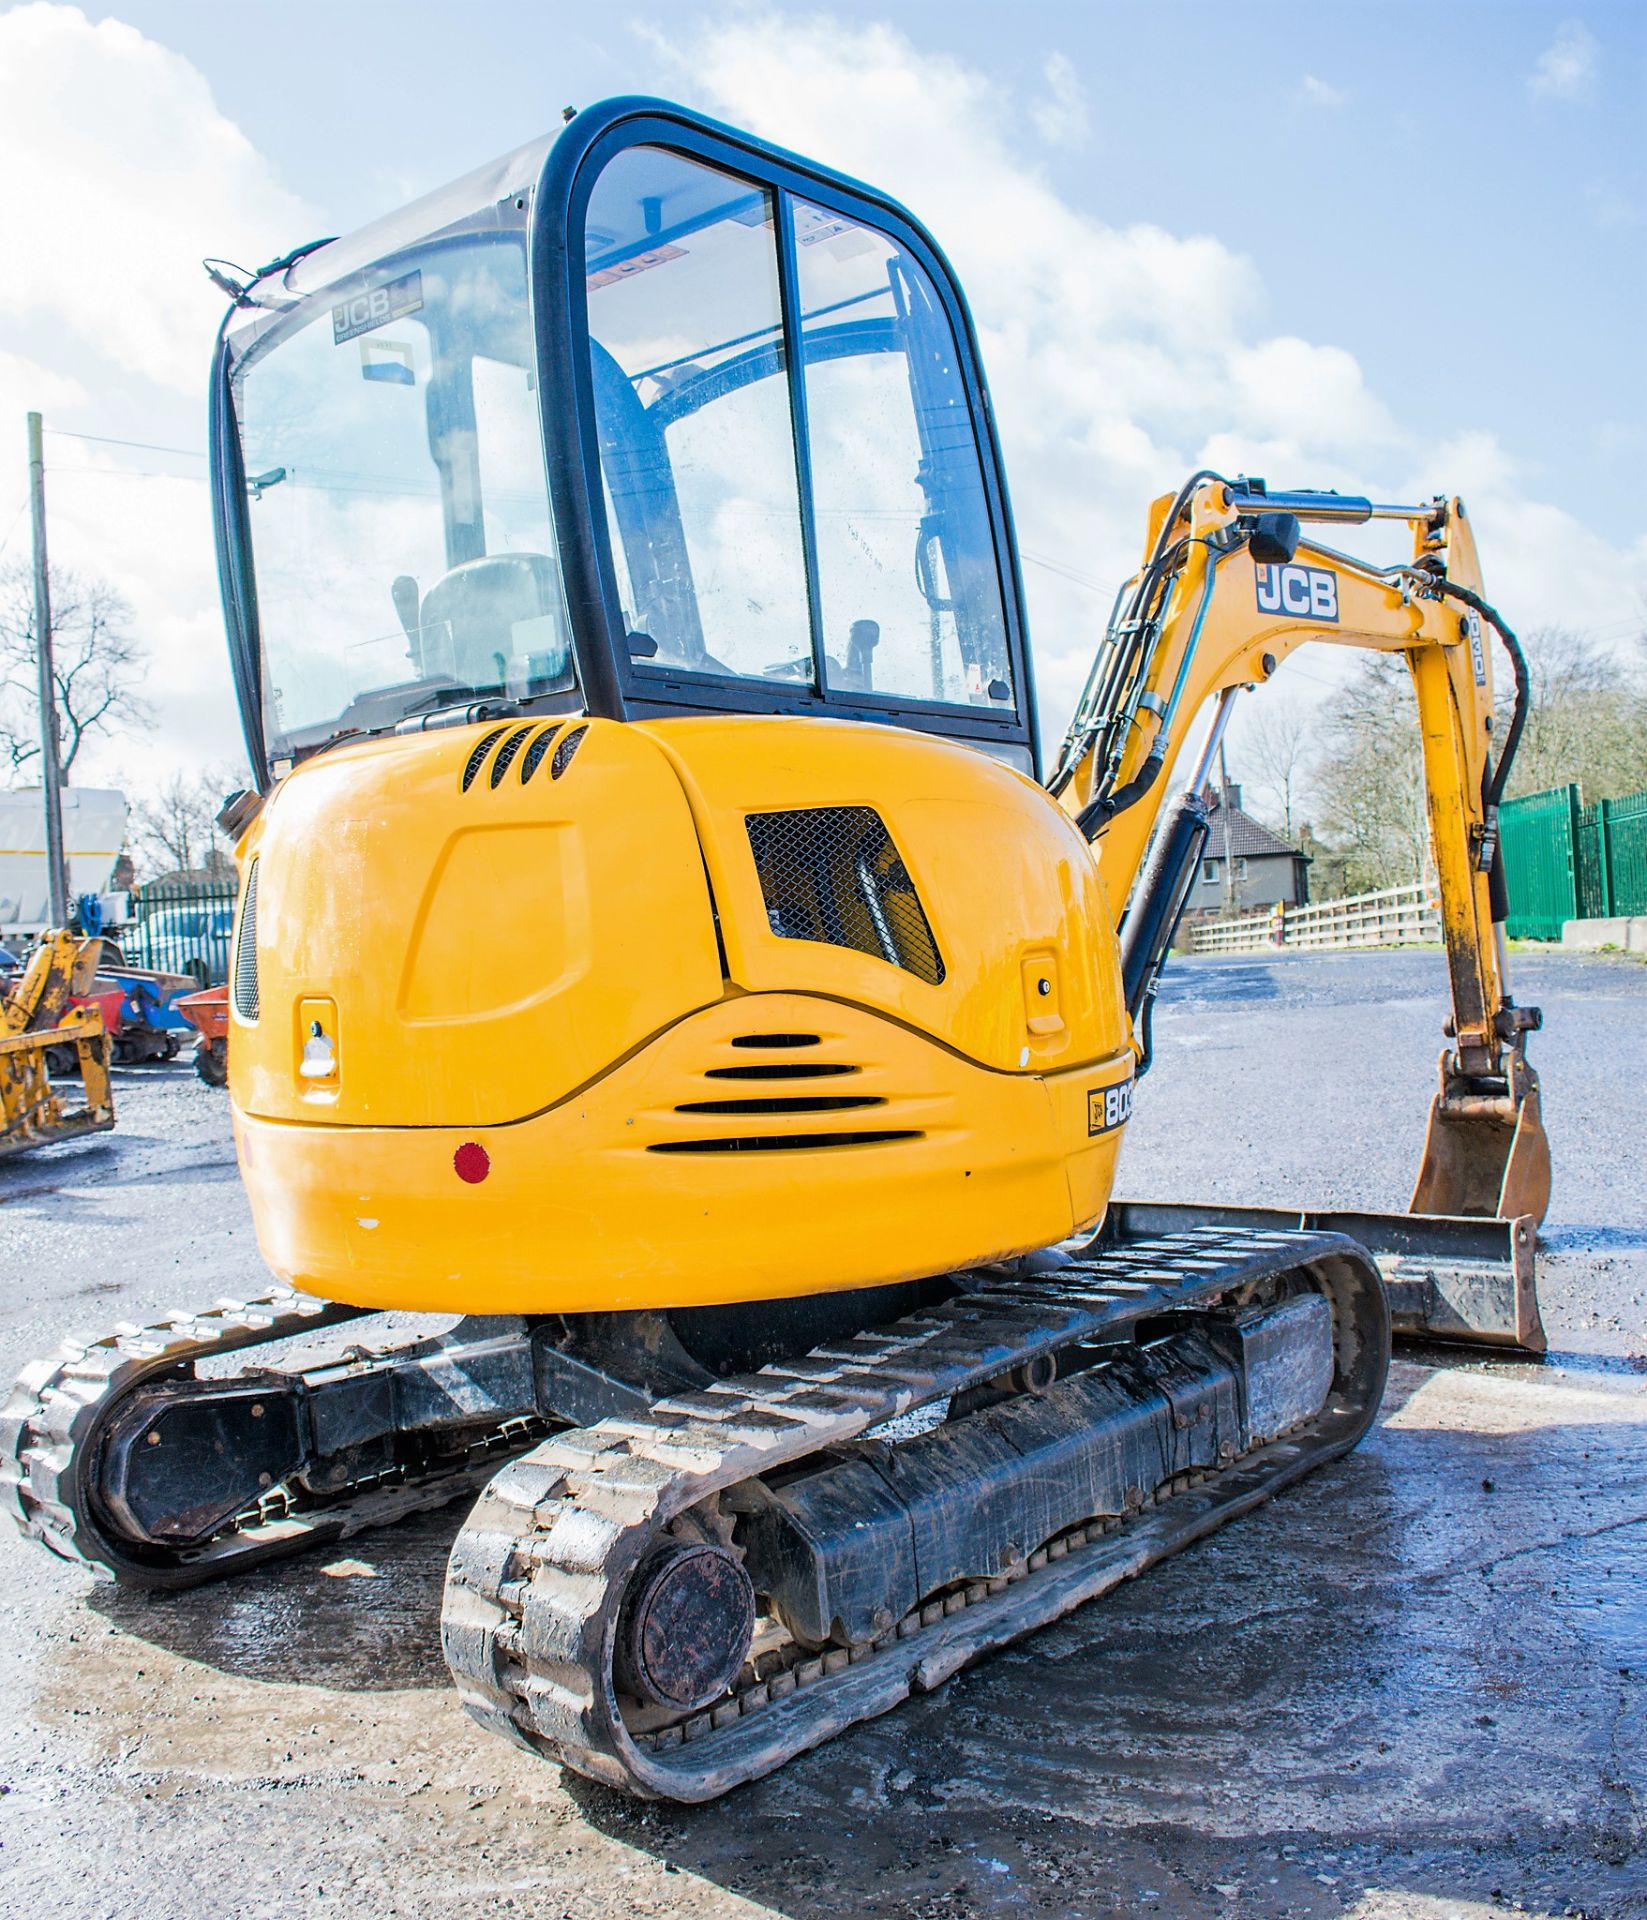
(1204, 799), (1304, 860)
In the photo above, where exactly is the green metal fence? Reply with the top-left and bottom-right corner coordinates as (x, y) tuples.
(1500, 783), (1647, 939)
(126, 878), (239, 986)
(1586, 790), (1647, 918)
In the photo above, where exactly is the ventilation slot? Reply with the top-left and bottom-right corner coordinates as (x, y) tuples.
(730, 1033), (819, 1049)
(519, 725), (560, 783)
(489, 724), (534, 787)
(232, 859), (260, 1022)
(461, 726), (510, 791)
(648, 1131), (919, 1155)
(745, 808), (943, 984)
(675, 1094), (882, 1116)
(704, 1062), (855, 1081)
(551, 724), (589, 779)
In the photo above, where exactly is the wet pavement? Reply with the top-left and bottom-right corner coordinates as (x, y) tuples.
(0, 949), (1642, 1919)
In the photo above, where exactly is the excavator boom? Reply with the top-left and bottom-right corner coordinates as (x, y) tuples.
(1053, 475), (1551, 1231)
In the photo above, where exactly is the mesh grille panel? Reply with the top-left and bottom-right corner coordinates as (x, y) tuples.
(232, 859), (260, 1022)
(519, 725), (559, 783)
(551, 724), (589, 779)
(460, 726), (509, 791)
(745, 807), (943, 984)
(489, 724), (534, 786)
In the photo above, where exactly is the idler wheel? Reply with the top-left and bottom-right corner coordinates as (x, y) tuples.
(615, 1541), (756, 1714)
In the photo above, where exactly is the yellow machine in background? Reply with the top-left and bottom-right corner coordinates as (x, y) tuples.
(3, 97), (1550, 1801)
(0, 929), (113, 1157)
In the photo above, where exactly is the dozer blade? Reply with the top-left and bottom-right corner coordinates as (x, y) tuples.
(1106, 1198), (1544, 1354)
(1410, 1067), (1552, 1226)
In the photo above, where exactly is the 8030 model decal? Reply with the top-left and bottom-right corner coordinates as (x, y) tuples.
(1088, 1076), (1135, 1136)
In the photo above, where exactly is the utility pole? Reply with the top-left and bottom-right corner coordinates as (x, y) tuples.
(27, 412), (69, 926)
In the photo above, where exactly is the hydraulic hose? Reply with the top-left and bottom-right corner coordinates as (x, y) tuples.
(1425, 578), (1530, 812)
(1074, 747), (1165, 837)
(1422, 578), (1530, 933)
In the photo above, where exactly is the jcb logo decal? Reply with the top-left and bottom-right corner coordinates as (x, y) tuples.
(1255, 563), (1339, 624)
(1087, 1077), (1135, 1137)
(332, 269), (424, 345)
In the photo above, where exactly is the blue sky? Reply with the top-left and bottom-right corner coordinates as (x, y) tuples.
(0, 1), (1640, 787)
(104, 0), (1645, 545)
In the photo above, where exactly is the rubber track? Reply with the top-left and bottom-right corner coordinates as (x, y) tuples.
(0, 1288), (545, 1587)
(443, 1225), (1389, 1800)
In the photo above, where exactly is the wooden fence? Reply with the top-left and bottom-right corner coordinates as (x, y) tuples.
(1190, 882), (1439, 955)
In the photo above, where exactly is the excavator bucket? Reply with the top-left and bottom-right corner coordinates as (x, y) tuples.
(1410, 1052), (1552, 1227)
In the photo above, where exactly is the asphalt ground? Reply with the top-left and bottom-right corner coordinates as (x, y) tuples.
(0, 948), (1641, 1920)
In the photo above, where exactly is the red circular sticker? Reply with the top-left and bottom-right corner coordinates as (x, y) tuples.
(453, 1141), (491, 1184)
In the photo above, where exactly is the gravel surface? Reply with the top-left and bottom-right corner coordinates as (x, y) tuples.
(0, 949), (1641, 1920)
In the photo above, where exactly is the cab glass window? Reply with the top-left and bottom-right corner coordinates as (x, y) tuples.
(583, 147), (814, 685)
(793, 201), (1011, 710)
(233, 235), (573, 759)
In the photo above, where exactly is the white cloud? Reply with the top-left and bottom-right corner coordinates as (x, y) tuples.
(657, 12), (1645, 743)
(0, 4), (310, 792)
(0, 4), (310, 394)
(1032, 52), (1089, 148)
(1528, 21), (1598, 103)
(1299, 75), (1348, 109)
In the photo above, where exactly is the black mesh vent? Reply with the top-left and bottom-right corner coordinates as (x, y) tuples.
(232, 859), (260, 1022)
(519, 725), (560, 783)
(745, 807), (944, 984)
(551, 724), (589, 779)
(461, 726), (509, 792)
(489, 724), (534, 787)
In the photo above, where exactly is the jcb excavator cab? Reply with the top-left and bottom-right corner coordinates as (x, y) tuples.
(214, 100), (1036, 782)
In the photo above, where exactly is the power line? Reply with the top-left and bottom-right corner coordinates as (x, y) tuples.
(1020, 549), (1111, 593)
(44, 466), (209, 485)
(0, 497), (28, 563)
(43, 428), (207, 460)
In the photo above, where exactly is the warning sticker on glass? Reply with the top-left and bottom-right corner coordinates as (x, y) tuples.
(585, 244), (686, 293)
(332, 270), (424, 345)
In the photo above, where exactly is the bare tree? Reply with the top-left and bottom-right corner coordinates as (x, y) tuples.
(0, 561), (151, 781)
(1310, 655), (1431, 892)
(1501, 625), (1647, 799)
(1301, 624), (1647, 899)
(1240, 695), (1315, 839)
(128, 769), (240, 882)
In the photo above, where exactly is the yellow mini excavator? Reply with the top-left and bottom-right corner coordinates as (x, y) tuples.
(0, 929), (114, 1156)
(1, 99), (1550, 1799)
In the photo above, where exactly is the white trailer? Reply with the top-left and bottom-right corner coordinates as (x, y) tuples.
(0, 788), (127, 940)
